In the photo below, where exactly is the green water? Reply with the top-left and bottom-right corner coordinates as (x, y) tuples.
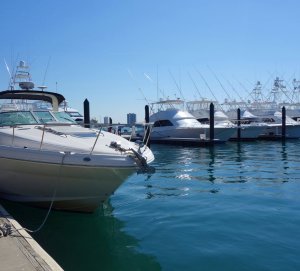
(2, 141), (300, 271)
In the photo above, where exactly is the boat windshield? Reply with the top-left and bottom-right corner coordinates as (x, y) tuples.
(0, 111), (38, 126)
(52, 112), (77, 124)
(33, 111), (76, 124)
(0, 110), (77, 126)
(33, 111), (57, 123)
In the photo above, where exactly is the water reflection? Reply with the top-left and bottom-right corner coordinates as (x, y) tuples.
(280, 141), (289, 177)
(148, 141), (300, 199)
(0, 200), (161, 271)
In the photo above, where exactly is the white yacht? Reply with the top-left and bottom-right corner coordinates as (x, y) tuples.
(148, 99), (236, 144)
(241, 110), (300, 139)
(0, 61), (155, 212)
(214, 110), (266, 140)
(186, 100), (265, 140)
(59, 100), (84, 124)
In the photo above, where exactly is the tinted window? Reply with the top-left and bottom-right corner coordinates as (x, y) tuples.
(153, 120), (173, 127)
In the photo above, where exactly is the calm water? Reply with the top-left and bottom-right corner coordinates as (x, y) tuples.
(2, 140), (300, 271)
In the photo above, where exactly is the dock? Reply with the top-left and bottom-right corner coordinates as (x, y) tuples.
(0, 204), (63, 271)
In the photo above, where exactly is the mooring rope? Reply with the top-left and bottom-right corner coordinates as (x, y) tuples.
(3, 152), (68, 235)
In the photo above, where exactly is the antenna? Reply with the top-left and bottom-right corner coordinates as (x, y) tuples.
(156, 65), (159, 101)
(143, 70), (167, 100)
(194, 67), (220, 106)
(168, 69), (185, 100)
(223, 76), (252, 111)
(235, 79), (258, 101)
(138, 88), (150, 104)
(4, 58), (13, 89)
(42, 56), (51, 86)
(207, 66), (232, 101)
(187, 72), (203, 99)
(127, 69), (150, 105)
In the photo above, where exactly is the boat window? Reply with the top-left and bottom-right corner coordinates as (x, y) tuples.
(33, 111), (56, 123)
(67, 111), (83, 118)
(197, 118), (209, 124)
(0, 111), (38, 126)
(262, 118), (275, 123)
(153, 120), (173, 127)
(53, 112), (77, 124)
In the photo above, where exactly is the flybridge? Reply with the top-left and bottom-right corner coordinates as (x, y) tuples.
(3, 60), (65, 111)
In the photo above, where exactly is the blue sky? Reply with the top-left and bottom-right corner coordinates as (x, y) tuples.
(1, 0), (300, 123)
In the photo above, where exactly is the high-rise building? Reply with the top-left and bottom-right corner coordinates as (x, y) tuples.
(127, 113), (136, 125)
(104, 116), (110, 125)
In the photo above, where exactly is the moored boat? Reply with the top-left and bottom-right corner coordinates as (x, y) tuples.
(0, 61), (155, 212)
(148, 99), (236, 144)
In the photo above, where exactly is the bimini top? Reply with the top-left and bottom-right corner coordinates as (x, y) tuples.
(0, 90), (65, 111)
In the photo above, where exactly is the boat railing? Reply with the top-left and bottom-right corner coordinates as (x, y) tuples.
(5, 122), (74, 149)
(90, 126), (103, 155)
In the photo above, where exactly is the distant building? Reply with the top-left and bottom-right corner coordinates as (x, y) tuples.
(104, 116), (110, 125)
(127, 113), (136, 125)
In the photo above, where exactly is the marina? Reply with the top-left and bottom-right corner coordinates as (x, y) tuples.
(1, 140), (300, 270)
(2, 1), (300, 270)
(1, 61), (300, 271)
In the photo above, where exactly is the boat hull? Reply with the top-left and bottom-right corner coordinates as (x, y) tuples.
(0, 157), (135, 212)
(150, 126), (236, 142)
(259, 124), (300, 139)
(230, 125), (267, 140)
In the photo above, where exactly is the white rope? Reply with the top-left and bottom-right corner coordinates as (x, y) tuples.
(11, 152), (68, 234)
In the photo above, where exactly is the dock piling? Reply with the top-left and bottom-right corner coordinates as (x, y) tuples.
(83, 99), (90, 128)
(237, 108), (241, 141)
(144, 105), (150, 147)
(209, 103), (214, 142)
(282, 106), (286, 140)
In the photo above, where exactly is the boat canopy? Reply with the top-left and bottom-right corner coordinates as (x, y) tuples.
(0, 90), (65, 111)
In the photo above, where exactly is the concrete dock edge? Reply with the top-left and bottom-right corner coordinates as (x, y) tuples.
(0, 204), (63, 271)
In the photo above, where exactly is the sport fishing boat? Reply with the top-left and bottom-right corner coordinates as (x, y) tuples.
(148, 99), (236, 144)
(0, 61), (155, 212)
(239, 110), (300, 139)
(187, 99), (266, 141)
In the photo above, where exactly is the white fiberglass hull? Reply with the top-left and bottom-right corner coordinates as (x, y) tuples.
(0, 125), (154, 212)
(231, 125), (267, 140)
(260, 124), (300, 139)
(0, 146), (136, 212)
(150, 126), (236, 142)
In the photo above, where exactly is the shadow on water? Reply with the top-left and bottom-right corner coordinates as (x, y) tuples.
(0, 200), (161, 271)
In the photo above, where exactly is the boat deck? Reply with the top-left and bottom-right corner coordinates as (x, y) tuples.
(0, 204), (63, 271)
